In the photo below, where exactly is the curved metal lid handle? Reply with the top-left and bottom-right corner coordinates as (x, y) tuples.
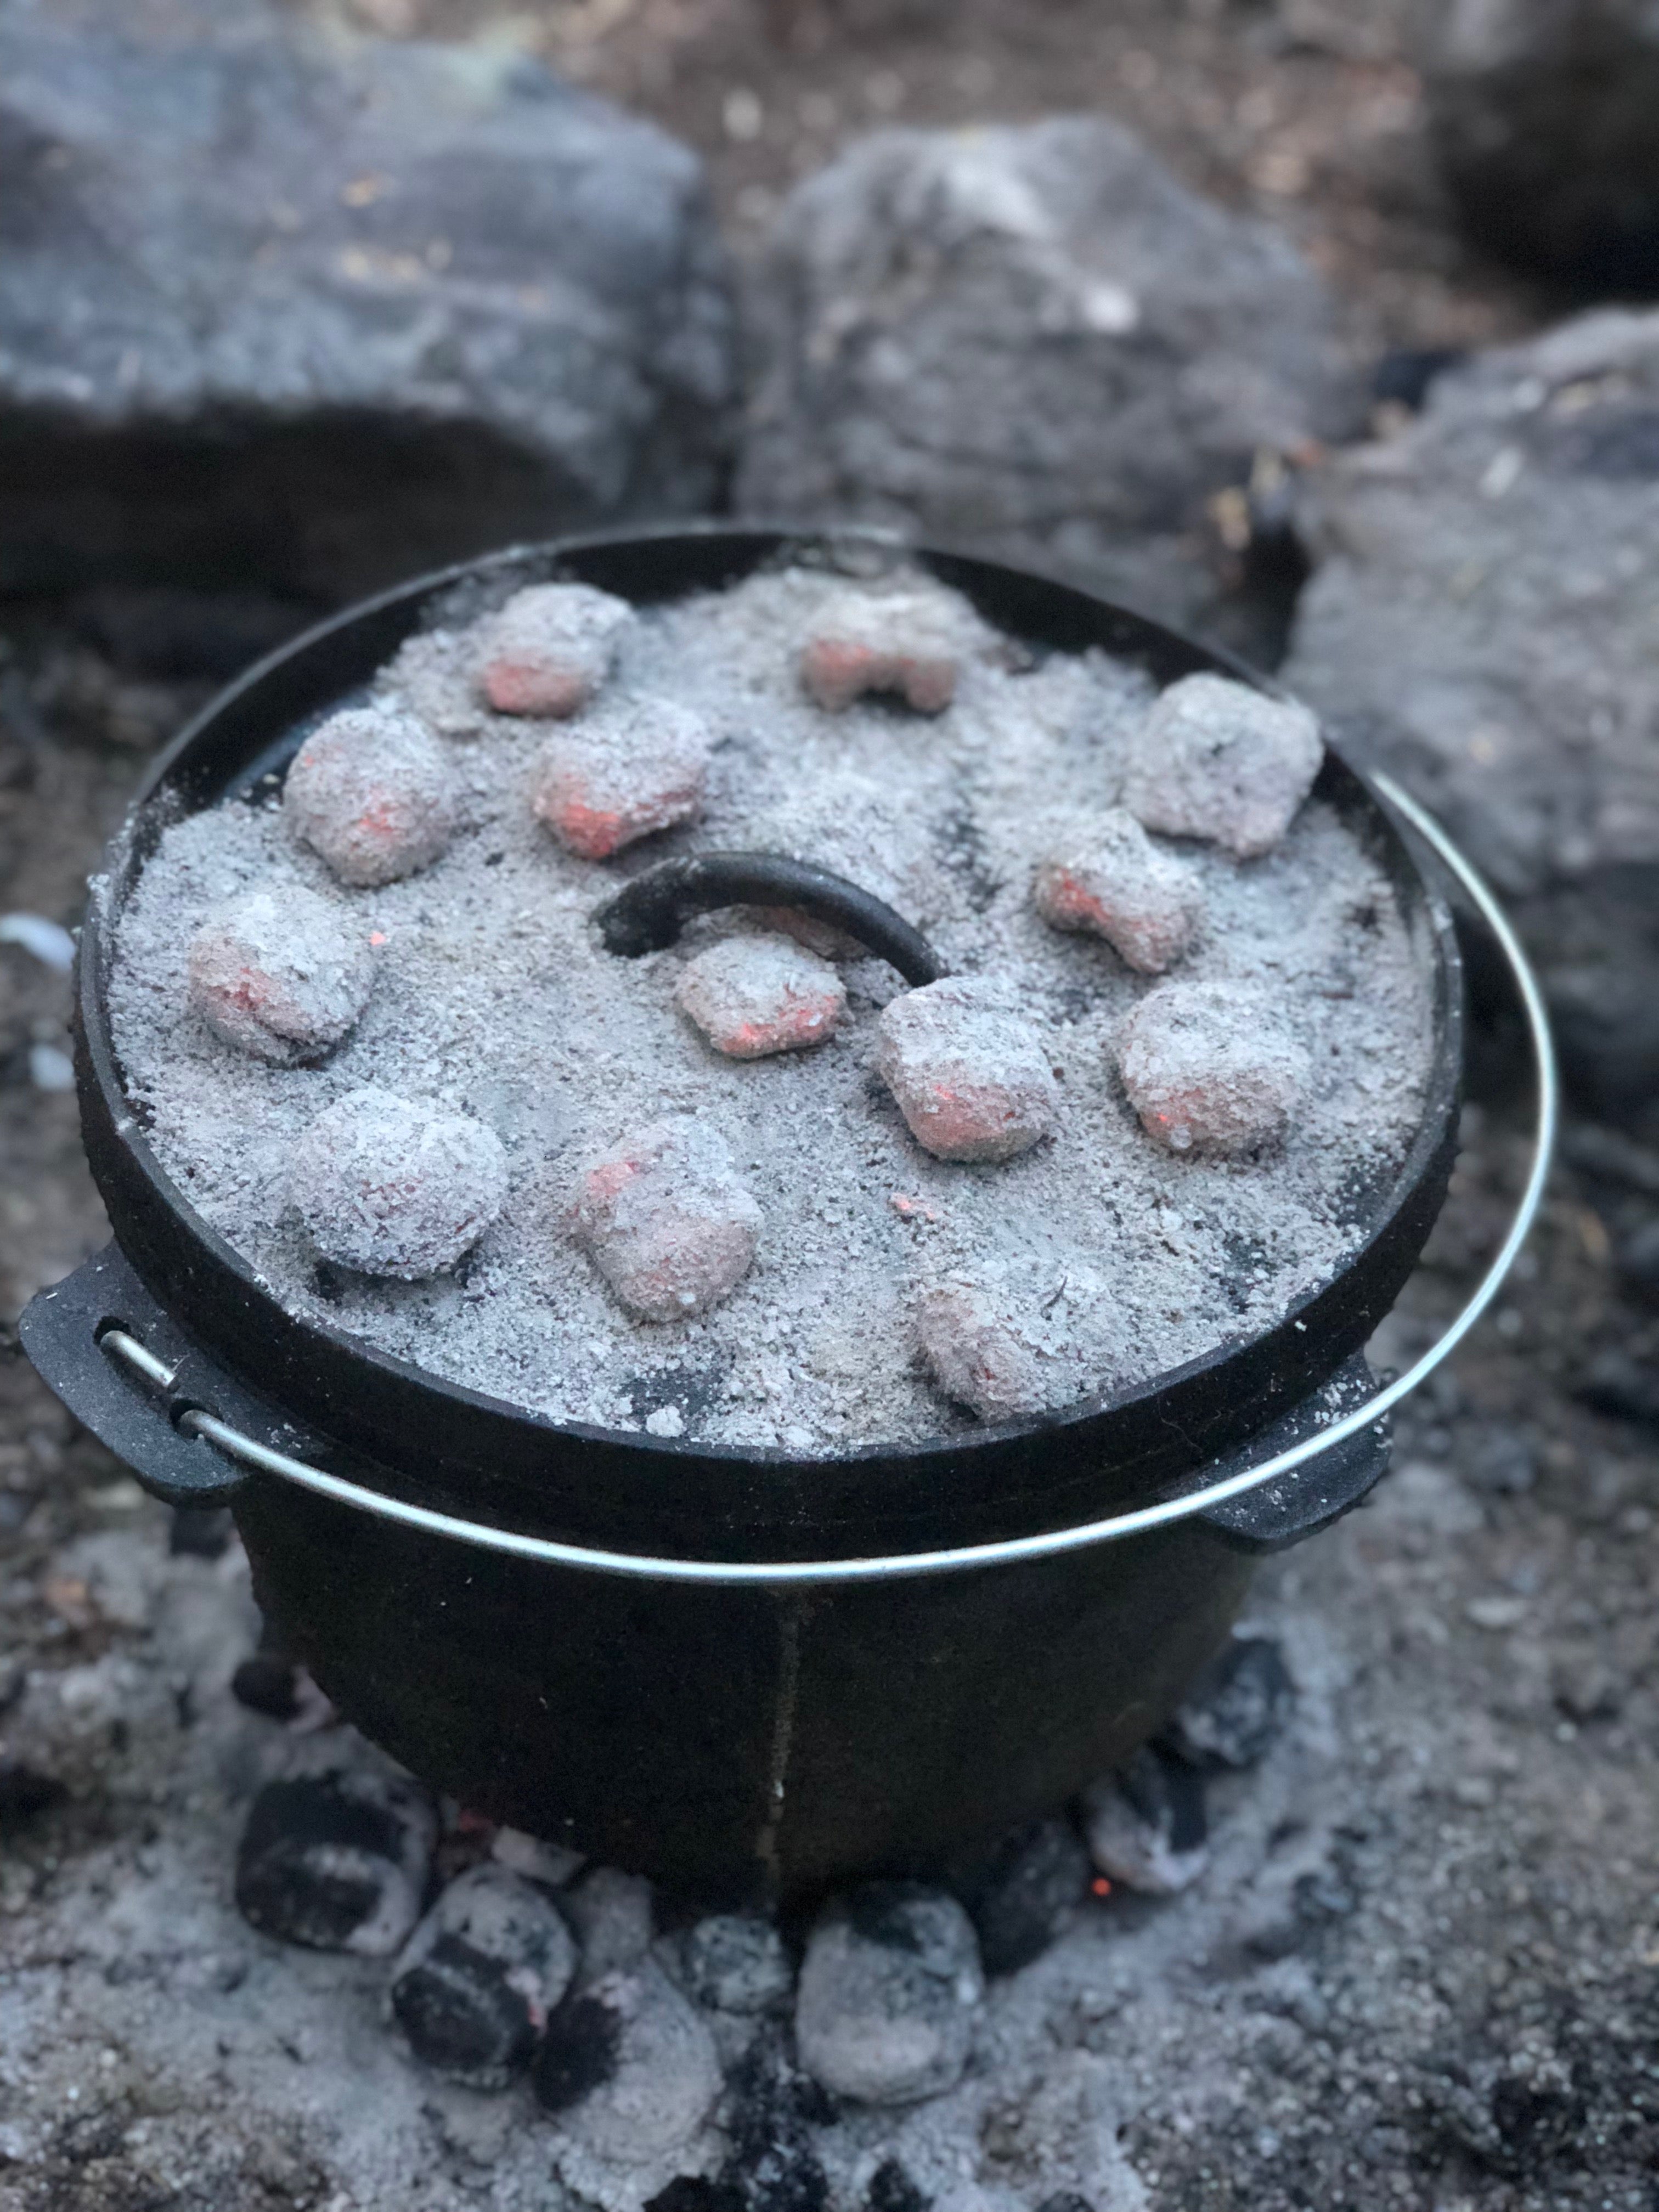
(591, 851), (945, 987)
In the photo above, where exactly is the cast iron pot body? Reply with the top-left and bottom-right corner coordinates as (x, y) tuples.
(24, 528), (1463, 1905)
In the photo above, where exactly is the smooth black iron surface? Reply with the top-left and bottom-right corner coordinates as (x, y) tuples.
(594, 850), (944, 983)
(21, 525), (1464, 1899)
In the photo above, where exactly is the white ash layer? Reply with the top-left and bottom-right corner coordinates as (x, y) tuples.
(1121, 673), (1323, 861)
(290, 1086), (509, 1279)
(187, 885), (374, 1065)
(475, 582), (635, 720)
(388, 1863), (577, 2090)
(798, 581), (990, 714)
(794, 1885), (986, 2107)
(284, 707), (460, 887)
(565, 1115), (763, 1321)
(877, 975), (1060, 1163)
(109, 562), (1434, 1451)
(531, 694), (713, 860)
(535, 1959), (723, 2176)
(1033, 808), (1204, 975)
(1118, 980), (1310, 1156)
(676, 931), (847, 1058)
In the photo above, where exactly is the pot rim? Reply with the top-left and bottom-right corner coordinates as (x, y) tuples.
(75, 524), (1466, 1514)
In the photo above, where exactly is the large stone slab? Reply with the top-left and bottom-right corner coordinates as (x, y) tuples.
(1285, 309), (1659, 1132)
(736, 116), (1361, 647)
(0, 0), (735, 602)
(1420, 0), (1659, 291)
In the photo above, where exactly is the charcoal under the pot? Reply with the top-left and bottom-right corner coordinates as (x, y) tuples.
(680, 1911), (794, 2015)
(794, 1882), (985, 2107)
(234, 1770), (436, 1954)
(389, 1863), (576, 2089)
(1081, 1744), (1209, 1897)
(951, 1815), (1092, 1976)
(1158, 1635), (1294, 1771)
(534, 1959), (721, 2165)
(866, 2160), (930, 2212)
(563, 1863), (653, 1983)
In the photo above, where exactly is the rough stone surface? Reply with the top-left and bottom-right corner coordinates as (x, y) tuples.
(737, 117), (1360, 635)
(565, 1114), (763, 1322)
(1117, 980), (1308, 1157)
(289, 1086), (509, 1279)
(1033, 809), (1204, 975)
(1419, 0), (1659, 289)
(475, 584), (635, 721)
(388, 1863), (577, 2090)
(187, 884), (374, 1065)
(876, 976), (1060, 1164)
(795, 1884), (985, 2108)
(1081, 1746), (1210, 1899)
(284, 708), (459, 888)
(531, 694), (713, 860)
(1286, 309), (1659, 1135)
(675, 930), (847, 1058)
(1120, 675), (1323, 862)
(0, 0), (735, 601)
(234, 1769), (437, 1955)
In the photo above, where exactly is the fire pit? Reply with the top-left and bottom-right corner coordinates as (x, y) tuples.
(19, 527), (1548, 1905)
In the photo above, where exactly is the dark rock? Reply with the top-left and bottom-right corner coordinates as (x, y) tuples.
(680, 1911), (794, 2015)
(1081, 1744), (1209, 1897)
(1159, 1635), (1294, 1771)
(951, 1816), (1091, 1977)
(389, 1863), (576, 2090)
(534, 1959), (721, 2166)
(1286, 312), (1659, 1136)
(736, 117), (1361, 649)
(1419, 0), (1659, 290)
(0, 0), (734, 605)
(794, 1882), (984, 2106)
(234, 1768), (436, 1954)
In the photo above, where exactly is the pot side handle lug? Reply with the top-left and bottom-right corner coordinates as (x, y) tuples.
(1192, 1352), (1392, 1555)
(19, 1242), (262, 1509)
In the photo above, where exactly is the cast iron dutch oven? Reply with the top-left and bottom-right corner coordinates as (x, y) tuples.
(22, 527), (1465, 1905)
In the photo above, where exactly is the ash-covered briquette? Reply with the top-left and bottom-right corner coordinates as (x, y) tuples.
(675, 932), (847, 1059)
(1118, 980), (1310, 1156)
(1121, 673), (1323, 861)
(794, 1883), (985, 2107)
(565, 1115), (763, 1321)
(233, 1770), (437, 1956)
(911, 1265), (1118, 1423)
(388, 1863), (576, 2090)
(876, 975), (1060, 1163)
(108, 561), (1435, 1451)
(798, 580), (986, 713)
(1081, 1743), (1210, 1897)
(284, 707), (459, 887)
(187, 885), (374, 1065)
(1034, 808), (1204, 975)
(531, 694), (713, 860)
(475, 582), (634, 720)
(290, 1087), (508, 1280)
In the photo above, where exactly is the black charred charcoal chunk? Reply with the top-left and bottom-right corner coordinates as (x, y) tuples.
(234, 1770), (435, 1954)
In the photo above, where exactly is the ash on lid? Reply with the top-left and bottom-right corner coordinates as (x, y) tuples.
(106, 562), (1434, 1453)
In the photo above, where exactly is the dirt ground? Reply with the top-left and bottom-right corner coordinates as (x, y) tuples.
(6, 2), (1659, 2207)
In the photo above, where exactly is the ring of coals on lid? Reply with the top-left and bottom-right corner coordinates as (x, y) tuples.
(106, 565), (1435, 1453)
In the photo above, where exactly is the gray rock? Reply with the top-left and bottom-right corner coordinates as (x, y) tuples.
(0, 0), (734, 602)
(1420, 0), (1659, 290)
(388, 1863), (577, 2090)
(794, 1882), (984, 2106)
(1285, 310), (1659, 1134)
(736, 117), (1360, 643)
